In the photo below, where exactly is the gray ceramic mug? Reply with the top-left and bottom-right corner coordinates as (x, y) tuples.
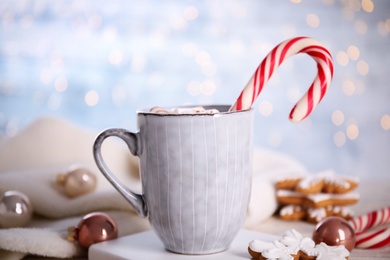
(93, 105), (253, 255)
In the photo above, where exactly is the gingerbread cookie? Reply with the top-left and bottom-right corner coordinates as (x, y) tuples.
(277, 189), (359, 208)
(275, 170), (359, 195)
(279, 205), (354, 223)
(279, 205), (307, 221)
(248, 229), (350, 260)
(275, 172), (307, 190)
(295, 174), (324, 194)
(306, 206), (353, 224)
(276, 189), (306, 205)
(295, 170), (359, 195)
(304, 192), (359, 208)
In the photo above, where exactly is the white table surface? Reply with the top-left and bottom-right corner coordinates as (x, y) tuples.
(88, 229), (278, 260)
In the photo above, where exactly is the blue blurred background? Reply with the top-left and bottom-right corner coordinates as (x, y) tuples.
(0, 0), (389, 179)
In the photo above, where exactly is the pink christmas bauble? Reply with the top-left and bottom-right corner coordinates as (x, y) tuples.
(69, 212), (118, 248)
(313, 216), (356, 252)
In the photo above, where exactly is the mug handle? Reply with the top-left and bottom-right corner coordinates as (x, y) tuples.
(93, 128), (148, 218)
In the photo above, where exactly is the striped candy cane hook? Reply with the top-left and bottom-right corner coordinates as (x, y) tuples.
(230, 36), (334, 123)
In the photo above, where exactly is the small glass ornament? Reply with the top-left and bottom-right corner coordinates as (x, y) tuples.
(56, 166), (97, 198)
(68, 212), (118, 248)
(0, 190), (33, 228)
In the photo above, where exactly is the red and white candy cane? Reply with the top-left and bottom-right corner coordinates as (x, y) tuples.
(348, 207), (390, 249)
(349, 207), (390, 233)
(230, 36), (334, 123)
(355, 226), (390, 249)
